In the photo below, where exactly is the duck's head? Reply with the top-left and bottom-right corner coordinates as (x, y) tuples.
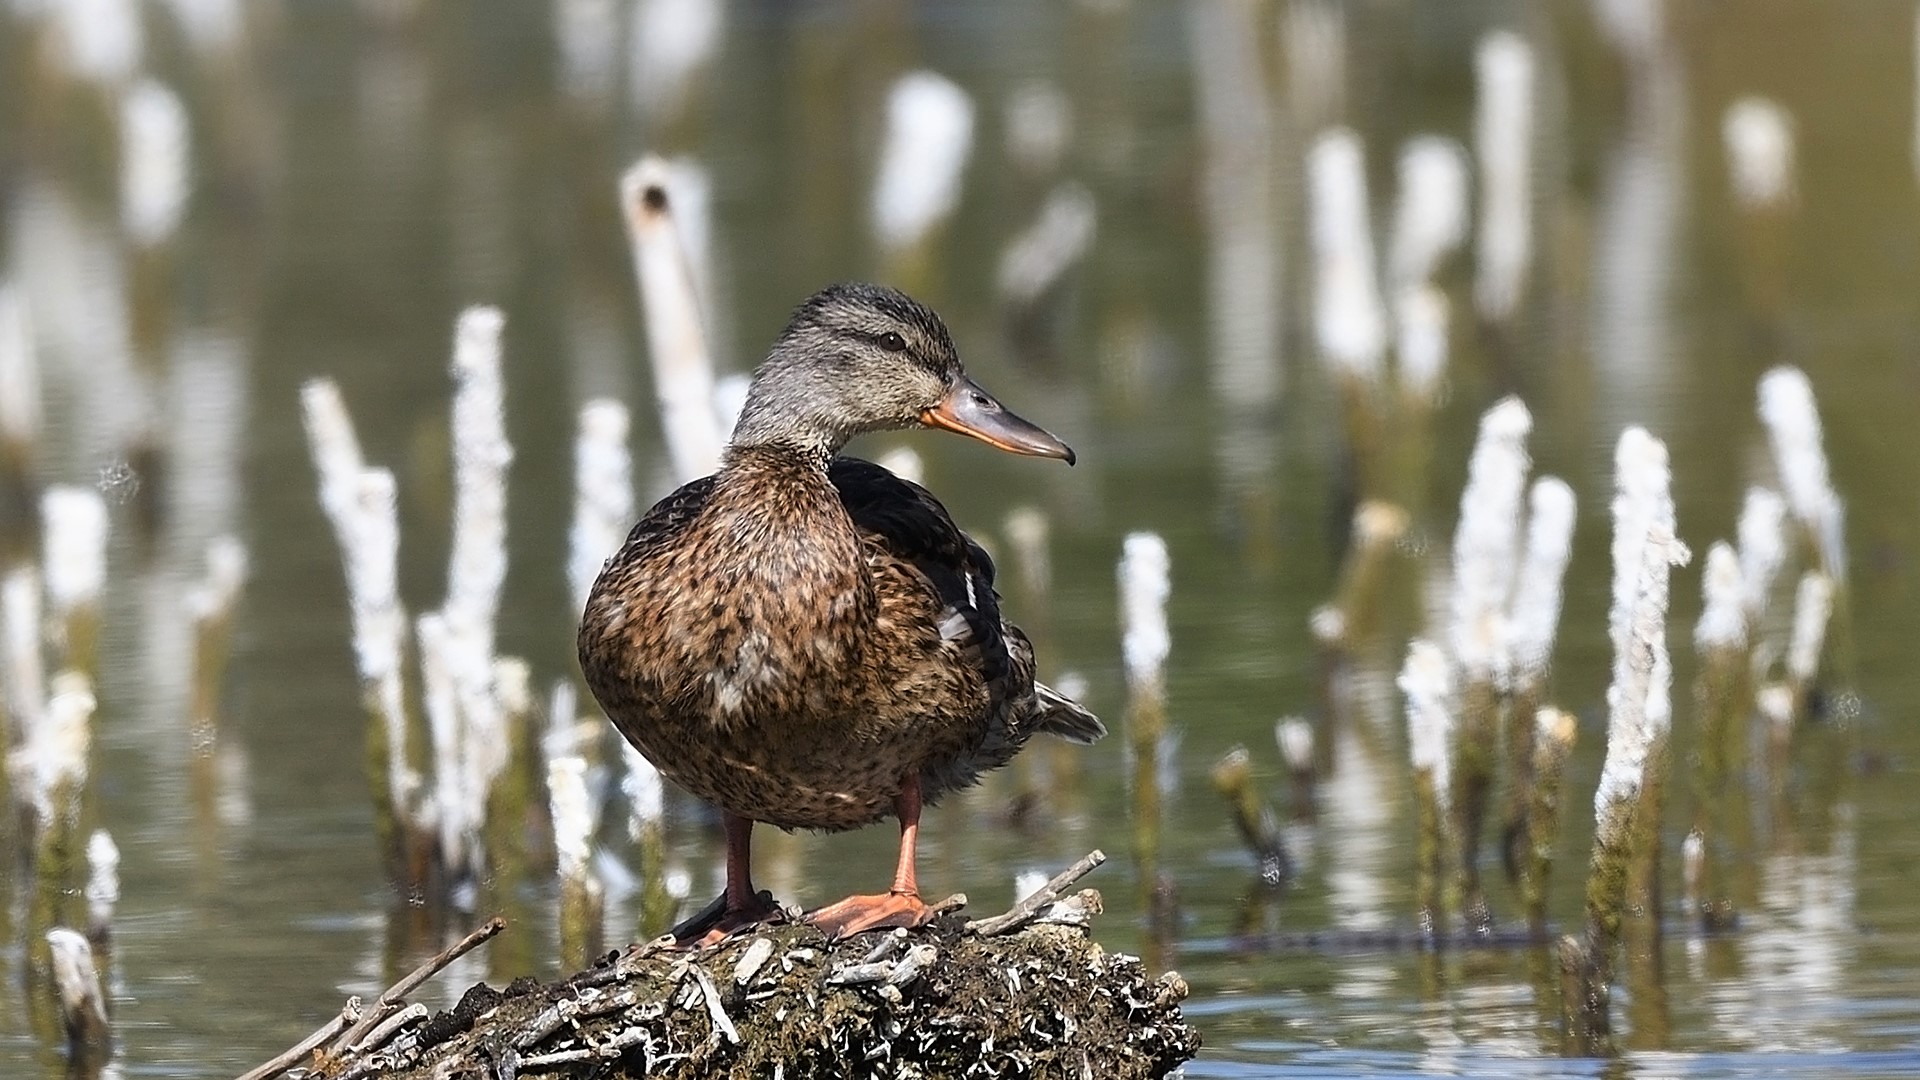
(729, 282), (1075, 465)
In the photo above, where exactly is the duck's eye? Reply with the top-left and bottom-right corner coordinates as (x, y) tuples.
(878, 331), (908, 353)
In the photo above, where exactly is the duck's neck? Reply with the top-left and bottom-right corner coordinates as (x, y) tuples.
(714, 443), (845, 513)
(726, 347), (871, 463)
(721, 437), (836, 477)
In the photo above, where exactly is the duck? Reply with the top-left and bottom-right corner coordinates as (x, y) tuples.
(578, 282), (1104, 942)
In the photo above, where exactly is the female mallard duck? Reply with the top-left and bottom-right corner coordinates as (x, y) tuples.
(579, 283), (1103, 942)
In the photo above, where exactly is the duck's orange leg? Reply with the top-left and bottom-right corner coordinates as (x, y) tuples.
(806, 775), (939, 940)
(671, 812), (783, 946)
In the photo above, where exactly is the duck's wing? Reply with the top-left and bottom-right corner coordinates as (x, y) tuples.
(829, 457), (1104, 744)
(829, 456), (1012, 687)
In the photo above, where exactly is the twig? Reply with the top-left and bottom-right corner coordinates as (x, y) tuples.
(350, 1002), (427, 1055)
(860, 927), (910, 965)
(732, 937), (775, 987)
(968, 850), (1105, 936)
(1032, 889), (1103, 928)
(519, 1045), (597, 1068)
(513, 991), (589, 1053)
(333, 916), (506, 1053)
(825, 960), (896, 987)
(886, 943), (939, 987)
(233, 1000), (359, 1080)
(687, 965), (738, 1045)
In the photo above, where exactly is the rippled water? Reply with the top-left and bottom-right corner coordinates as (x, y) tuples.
(3, 2), (1920, 1077)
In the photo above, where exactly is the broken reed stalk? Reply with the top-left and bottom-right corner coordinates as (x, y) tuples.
(1388, 135), (1470, 299)
(624, 741), (675, 938)
(1725, 97), (1796, 213)
(1690, 540), (1749, 928)
(567, 396), (674, 935)
(1003, 507), (1051, 610)
(45, 927), (110, 1061)
(1758, 569), (1837, 774)
(302, 307), (533, 905)
(187, 535), (248, 759)
(1522, 708), (1576, 936)
(1399, 639), (1455, 938)
(1474, 30), (1535, 326)
(569, 400), (634, 618)
(2, 566), (44, 760)
(1447, 396), (1532, 931)
(1315, 500), (1409, 649)
(481, 659), (538, 960)
(1209, 747), (1289, 886)
(1119, 532), (1172, 926)
(0, 283), (38, 532)
(41, 486), (108, 679)
(1758, 366), (1845, 584)
(1307, 128), (1388, 497)
(69, 830), (119, 1035)
(82, 827), (118, 1029)
(1731, 486), (1790, 841)
(21, 671), (95, 893)
(548, 754), (604, 971)
(431, 307), (516, 897)
(1393, 285), (1450, 415)
(621, 156), (725, 485)
(872, 71), (976, 263)
(1563, 426), (1689, 1054)
(1737, 487), (1789, 628)
(302, 381), (423, 889)
(1754, 366), (1851, 777)
(1001, 506), (1069, 801)
(1723, 97), (1795, 315)
(996, 181), (1097, 317)
(1680, 828), (1706, 928)
(120, 76), (191, 252)
(1385, 138), (1465, 495)
(1502, 476), (1575, 886)
(1784, 570), (1833, 723)
(1275, 717), (1316, 819)
(18, 670), (97, 1005)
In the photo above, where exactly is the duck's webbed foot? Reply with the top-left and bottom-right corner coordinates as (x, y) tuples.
(805, 889), (938, 940)
(671, 887), (784, 948)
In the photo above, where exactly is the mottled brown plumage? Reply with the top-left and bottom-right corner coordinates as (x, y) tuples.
(578, 283), (1101, 940)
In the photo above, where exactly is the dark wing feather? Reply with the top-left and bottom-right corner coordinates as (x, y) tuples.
(829, 457), (1013, 691)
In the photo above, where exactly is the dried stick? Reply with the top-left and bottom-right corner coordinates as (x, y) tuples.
(233, 1003), (359, 1080)
(332, 916), (506, 1053)
(968, 850), (1105, 936)
(350, 1002), (427, 1055)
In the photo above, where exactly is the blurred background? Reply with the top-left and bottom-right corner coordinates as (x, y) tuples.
(2, 0), (1920, 1076)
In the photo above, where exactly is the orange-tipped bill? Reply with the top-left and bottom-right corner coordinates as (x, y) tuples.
(919, 377), (1076, 465)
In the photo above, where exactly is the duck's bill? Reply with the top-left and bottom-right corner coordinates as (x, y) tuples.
(920, 377), (1077, 465)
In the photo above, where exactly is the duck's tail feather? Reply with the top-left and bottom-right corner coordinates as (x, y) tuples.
(1033, 681), (1106, 744)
